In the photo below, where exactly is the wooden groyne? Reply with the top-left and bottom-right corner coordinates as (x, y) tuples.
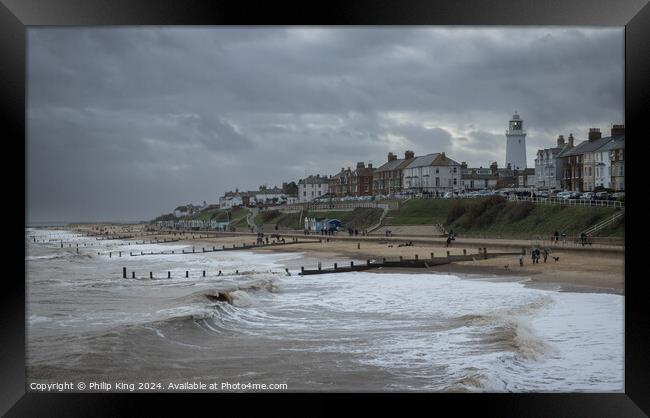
(298, 248), (523, 275)
(124, 237), (318, 257)
(120, 248), (519, 279)
(121, 266), (287, 280)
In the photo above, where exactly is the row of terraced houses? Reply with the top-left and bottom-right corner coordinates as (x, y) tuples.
(297, 151), (467, 202)
(534, 124), (625, 192)
(295, 150), (535, 203)
(217, 123), (625, 207)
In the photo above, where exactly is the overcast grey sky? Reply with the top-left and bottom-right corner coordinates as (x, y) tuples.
(27, 27), (623, 222)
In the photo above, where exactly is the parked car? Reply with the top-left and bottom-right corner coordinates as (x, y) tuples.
(611, 192), (625, 201)
(556, 191), (571, 200)
(581, 192), (595, 200)
(595, 191), (610, 200)
(443, 191), (453, 198)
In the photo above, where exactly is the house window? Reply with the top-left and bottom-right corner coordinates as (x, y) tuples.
(436, 168), (439, 174)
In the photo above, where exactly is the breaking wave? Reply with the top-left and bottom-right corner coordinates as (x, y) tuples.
(456, 296), (556, 362)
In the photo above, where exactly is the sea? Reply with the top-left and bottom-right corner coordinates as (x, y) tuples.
(26, 228), (624, 392)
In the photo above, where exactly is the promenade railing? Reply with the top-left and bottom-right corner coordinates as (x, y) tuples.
(507, 195), (624, 209)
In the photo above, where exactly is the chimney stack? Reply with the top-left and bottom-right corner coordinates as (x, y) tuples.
(441, 152), (446, 159)
(490, 161), (498, 175)
(568, 133), (574, 147)
(356, 162), (365, 169)
(405, 150), (415, 160)
(557, 134), (565, 147)
(611, 124), (625, 137)
(461, 161), (468, 169)
(368, 163), (372, 169)
(588, 128), (601, 141)
(387, 152), (397, 162)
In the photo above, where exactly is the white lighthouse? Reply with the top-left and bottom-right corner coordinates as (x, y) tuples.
(505, 111), (527, 170)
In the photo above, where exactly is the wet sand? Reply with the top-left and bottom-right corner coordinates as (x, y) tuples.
(69, 224), (625, 295)
(251, 239), (625, 295)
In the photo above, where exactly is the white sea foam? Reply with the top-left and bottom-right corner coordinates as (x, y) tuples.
(26, 228), (624, 392)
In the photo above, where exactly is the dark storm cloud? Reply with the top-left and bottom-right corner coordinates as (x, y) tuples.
(27, 27), (623, 222)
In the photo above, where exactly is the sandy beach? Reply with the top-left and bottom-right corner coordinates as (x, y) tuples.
(252, 239), (624, 294)
(69, 224), (625, 295)
(28, 225), (625, 392)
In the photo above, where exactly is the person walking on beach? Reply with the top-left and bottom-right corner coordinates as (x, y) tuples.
(580, 232), (587, 246)
(519, 253), (524, 267)
(542, 247), (549, 263)
(446, 231), (454, 247)
(587, 232), (593, 246)
(561, 230), (567, 245)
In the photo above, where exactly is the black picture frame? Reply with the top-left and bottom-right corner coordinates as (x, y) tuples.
(3, 0), (648, 415)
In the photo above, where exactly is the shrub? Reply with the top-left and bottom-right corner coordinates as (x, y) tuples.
(453, 196), (507, 230)
(506, 201), (535, 222)
(446, 201), (466, 224)
(345, 208), (383, 229)
(260, 210), (280, 223)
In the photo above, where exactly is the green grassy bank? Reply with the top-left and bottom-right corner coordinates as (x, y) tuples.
(388, 197), (623, 238)
(254, 207), (383, 230)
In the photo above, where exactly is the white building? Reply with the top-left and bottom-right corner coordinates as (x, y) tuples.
(597, 131), (625, 191)
(173, 203), (202, 217)
(534, 135), (570, 189)
(219, 192), (244, 209)
(402, 152), (461, 193)
(505, 112), (527, 171)
(298, 174), (330, 202)
(460, 163), (498, 191)
(252, 187), (286, 205)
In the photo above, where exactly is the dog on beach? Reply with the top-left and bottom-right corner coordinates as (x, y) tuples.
(552, 256), (560, 262)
